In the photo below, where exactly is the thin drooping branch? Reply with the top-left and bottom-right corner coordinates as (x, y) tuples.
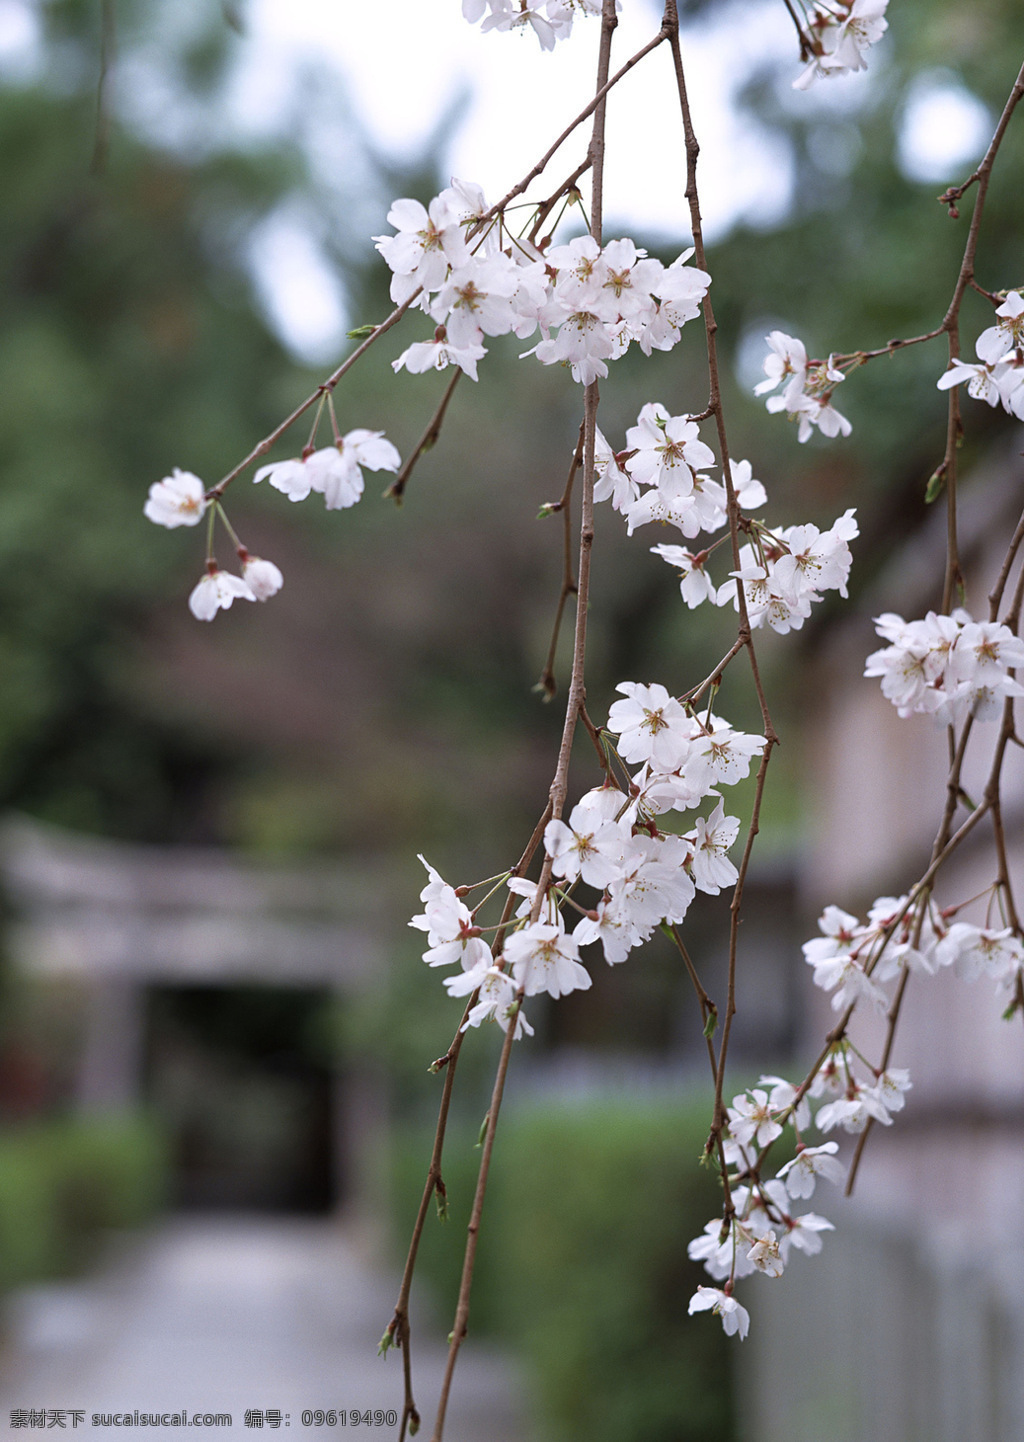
(385, 368), (464, 504)
(989, 506), (1024, 619)
(90, 0), (116, 176)
(665, 2), (779, 1166)
(429, 10), (619, 1437)
(387, 781), (556, 1438)
(536, 423), (585, 700)
(937, 59), (1024, 611)
(206, 291), (422, 499)
(528, 160), (592, 244)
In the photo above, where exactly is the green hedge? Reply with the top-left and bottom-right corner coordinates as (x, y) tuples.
(0, 1113), (167, 1292)
(393, 1094), (736, 1442)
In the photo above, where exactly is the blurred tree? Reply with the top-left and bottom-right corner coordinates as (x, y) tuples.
(0, 0), (324, 839)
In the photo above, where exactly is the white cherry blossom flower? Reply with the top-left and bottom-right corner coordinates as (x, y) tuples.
(188, 567), (256, 621)
(544, 800), (629, 890)
(778, 1144), (845, 1201)
(447, 963), (533, 1039)
(592, 427), (637, 512)
(777, 1210), (834, 1260)
(624, 403), (715, 490)
(241, 556), (284, 601)
(374, 194), (470, 304)
(573, 897), (643, 967)
(503, 922), (592, 999)
(650, 545), (719, 608)
(687, 802), (740, 895)
(527, 304), (617, 384)
(874, 1068), (912, 1113)
(976, 290), (1024, 362)
(393, 334), (488, 382)
(254, 432), (400, 510)
(759, 1074), (812, 1131)
(144, 468), (208, 528)
(727, 1089), (783, 1148)
(754, 331), (807, 402)
(746, 1230), (784, 1278)
(687, 1286), (750, 1340)
(728, 458), (768, 512)
(816, 1088), (892, 1134)
(606, 834), (696, 936)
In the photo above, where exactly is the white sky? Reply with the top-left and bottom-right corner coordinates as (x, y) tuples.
(0, 0), (994, 359)
(239, 0), (795, 240)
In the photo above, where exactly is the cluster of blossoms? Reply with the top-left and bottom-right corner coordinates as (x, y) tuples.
(793, 0), (890, 90)
(252, 430), (401, 511)
(376, 182), (711, 386)
(142, 431), (401, 619)
(687, 1075), (846, 1338)
(806, 896), (1024, 1014)
(755, 331), (852, 442)
(408, 682), (765, 1035)
(864, 610), (1024, 721)
(461, 0), (608, 50)
(937, 291), (1024, 419)
(589, 402), (858, 632)
(687, 1036), (911, 1338)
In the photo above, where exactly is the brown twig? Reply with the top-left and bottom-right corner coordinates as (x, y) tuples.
(90, 0), (116, 177)
(385, 369), (463, 504)
(528, 160), (593, 245)
(429, 9), (619, 1438)
(536, 423), (585, 699)
(664, 0), (779, 1167)
(205, 292), (422, 500)
(937, 60), (1024, 610)
(988, 506), (1024, 619)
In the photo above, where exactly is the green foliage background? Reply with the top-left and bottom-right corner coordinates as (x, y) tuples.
(392, 1099), (736, 1442)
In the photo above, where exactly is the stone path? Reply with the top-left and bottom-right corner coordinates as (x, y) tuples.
(0, 1216), (530, 1440)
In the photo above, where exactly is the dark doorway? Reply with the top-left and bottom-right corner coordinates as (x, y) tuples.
(145, 985), (336, 1213)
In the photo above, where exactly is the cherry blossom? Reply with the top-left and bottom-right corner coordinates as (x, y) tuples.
(777, 1143), (847, 1200)
(392, 334), (488, 382)
(687, 802), (740, 895)
(144, 468), (208, 528)
(793, 0), (889, 90)
(727, 1089), (784, 1149)
(446, 963), (534, 1039)
(650, 545), (719, 608)
(687, 1287), (750, 1340)
(374, 195), (470, 305)
(241, 555), (284, 601)
(543, 797), (630, 889)
(606, 681), (695, 771)
(502, 922), (592, 999)
(187, 567), (256, 621)
(624, 403), (715, 490)
(254, 432), (400, 510)
(865, 610), (1024, 721)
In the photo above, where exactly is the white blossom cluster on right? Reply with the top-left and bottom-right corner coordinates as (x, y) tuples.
(806, 894), (1024, 1015)
(865, 610), (1024, 722)
(687, 1049), (903, 1339)
(937, 291), (1024, 419)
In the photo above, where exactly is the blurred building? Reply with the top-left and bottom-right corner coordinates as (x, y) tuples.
(0, 814), (386, 1218)
(743, 450), (1024, 1442)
